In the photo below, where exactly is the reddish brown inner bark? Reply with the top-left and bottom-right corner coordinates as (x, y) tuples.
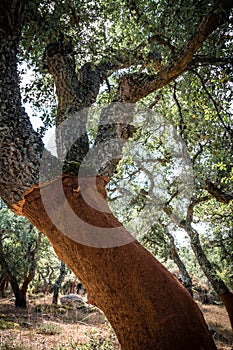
(12, 176), (217, 350)
(220, 291), (233, 330)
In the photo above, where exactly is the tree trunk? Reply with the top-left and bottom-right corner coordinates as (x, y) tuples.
(11, 279), (26, 308)
(0, 273), (9, 297)
(0, 240), (26, 307)
(166, 229), (193, 296)
(12, 175), (217, 350)
(20, 277), (32, 302)
(187, 225), (233, 329)
(20, 232), (42, 301)
(163, 203), (233, 329)
(52, 261), (66, 304)
(220, 292), (233, 330)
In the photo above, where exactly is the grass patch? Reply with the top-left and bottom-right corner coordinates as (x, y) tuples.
(0, 318), (20, 330)
(37, 322), (62, 335)
(0, 339), (33, 350)
(77, 335), (114, 349)
(51, 331), (116, 350)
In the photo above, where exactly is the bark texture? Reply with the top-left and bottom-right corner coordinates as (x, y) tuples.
(166, 230), (193, 296)
(0, 0), (44, 206)
(12, 176), (217, 350)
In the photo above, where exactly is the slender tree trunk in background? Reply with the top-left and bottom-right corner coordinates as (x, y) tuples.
(163, 202), (233, 330)
(11, 279), (27, 308)
(166, 229), (193, 297)
(0, 240), (26, 307)
(0, 273), (9, 297)
(187, 225), (233, 329)
(52, 261), (66, 304)
(20, 231), (42, 301)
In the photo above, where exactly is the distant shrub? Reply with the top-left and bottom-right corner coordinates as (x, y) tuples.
(77, 336), (114, 349)
(37, 322), (62, 335)
(0, 340), (32, 350)
(51, 332), (115, 349)
(0, 318), (20, 330)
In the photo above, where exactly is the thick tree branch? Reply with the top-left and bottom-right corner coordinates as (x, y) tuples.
(0, 0), (25, 36)
(186, 196), (212, 223)
(0, 0), (46, 207)
(205, 180), (233, 204)
(117, 0), (233, 102)
(188, 55), (233, 68)
(43, 35), (159, 121)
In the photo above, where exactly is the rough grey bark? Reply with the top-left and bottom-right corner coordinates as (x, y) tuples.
(165, 229), (193, 297)
(43, 39), (136, 176)
(0, 0), (44, 207)
(163, 204), (230, 296)
(187, 225), (229, 296)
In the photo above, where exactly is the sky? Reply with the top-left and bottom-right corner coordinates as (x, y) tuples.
(20, 64), (56, 148)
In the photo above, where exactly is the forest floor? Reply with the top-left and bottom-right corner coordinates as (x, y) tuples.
(0, 294), (232, 350)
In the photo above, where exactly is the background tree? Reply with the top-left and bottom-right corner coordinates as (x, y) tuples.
(107, 80), (233, 325)
(0, 203), (77, 303)
(0, 206), (42, 307)
(52, 261), (66, 305)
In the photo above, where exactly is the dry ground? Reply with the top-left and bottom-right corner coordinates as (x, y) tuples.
(0, 295), (232, 349)
(199, 302), (233, 350)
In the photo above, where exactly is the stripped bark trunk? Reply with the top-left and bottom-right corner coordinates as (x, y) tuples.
(12, 175), (217, 350)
